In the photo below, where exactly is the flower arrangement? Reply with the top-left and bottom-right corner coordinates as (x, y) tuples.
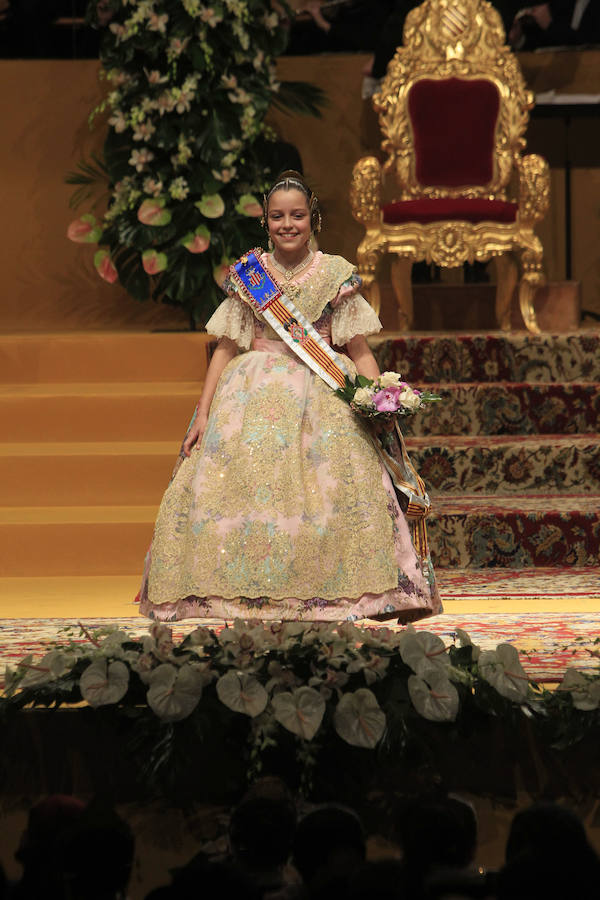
(2, 621), (599, 793)
(66, 0), (324, 324)
(336, 372), (442, 424)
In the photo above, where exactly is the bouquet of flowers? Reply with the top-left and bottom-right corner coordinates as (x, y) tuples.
(336, 372), (441, 425)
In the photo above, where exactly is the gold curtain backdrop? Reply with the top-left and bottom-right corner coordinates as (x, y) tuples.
(1, 53), (599, 332)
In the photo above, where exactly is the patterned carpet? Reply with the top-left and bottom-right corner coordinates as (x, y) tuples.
(1, 611), (598, 683)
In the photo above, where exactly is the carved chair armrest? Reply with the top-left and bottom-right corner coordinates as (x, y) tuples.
(350, 157), (383, 228)
(517, 154), (550, 226)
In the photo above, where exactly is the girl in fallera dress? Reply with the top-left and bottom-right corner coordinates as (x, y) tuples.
(138, 170), (441, 623)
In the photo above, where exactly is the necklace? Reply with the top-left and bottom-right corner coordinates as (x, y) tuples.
(269, 249), (314, 283)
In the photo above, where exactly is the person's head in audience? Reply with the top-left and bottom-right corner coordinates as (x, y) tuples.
(14, 794), (86, 898)
(498, 802), (600, 899)
(397, 794), (478, 873)
(229, 782), (296, 891)
(58, 801), (135, 899)
(293, 804), (366, 897)
(148, 857), (260, 900)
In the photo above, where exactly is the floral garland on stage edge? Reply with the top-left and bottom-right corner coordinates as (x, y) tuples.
(2, 621), (600, 795)
(67, 0), (324, 324)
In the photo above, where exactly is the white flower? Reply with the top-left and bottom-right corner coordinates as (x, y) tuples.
(398, 388), (423, 411)
(97, 630), (132, 659)
(148, 11), (168, 32)
(263, 11), (279, 30)
(144, 68), (168, 84)
(20, 651), (75, 688)
(272, 687), (325, 740)
(80, 659), (129, 707)
(353, 387), (375, 407)
(266, 660), (302, 693)
(133, 120), (156, 142)
(143, 177), (163, 197)
(146, 663), (204, 722)
(221, 73), (238, 89)
(347, 653), (390, 686)
(399, 628), (450, 678)
(216, 671), (268, 717)
(478, 644), (529, 702)
(169, 177), (190, 200)
(212, 167), (237, 183)
(408, 673), (459, 721)
(200, 5), (222, 26)
(333, 688), (386, 748)
(129, 148), (154, 171)
(557, 668), (600, 711)
(378, 371), (402, 388)
(148, 623), (174, 658)
(188, 626), (215, 647)
(454, 627), (480, 662)
(108, 110), (128, 133)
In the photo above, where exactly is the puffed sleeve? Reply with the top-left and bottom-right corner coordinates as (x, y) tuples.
(330, 275), (383, 346)
(204, 279), (254, 351)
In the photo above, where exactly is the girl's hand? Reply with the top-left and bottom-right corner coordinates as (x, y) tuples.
(182, 410), (208, 457)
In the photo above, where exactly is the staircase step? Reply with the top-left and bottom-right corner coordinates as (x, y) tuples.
(372, 332), (600, 383)
(407, 434), (600, 494)
(427, 494), (599, 568)
(0, 332), (211, 383)
(0, 506), (155, 576)
(0, 382), (200, 441)
(0, 441), (177, 506)
(405, 382), (600, 436)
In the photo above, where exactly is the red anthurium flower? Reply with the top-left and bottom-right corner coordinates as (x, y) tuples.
(67, 214), (102, 243)
(137, 197), (172, 226)
(142, 249), (168, 274)
(93, 250), (118, 284)
(182, 225), (210, 253)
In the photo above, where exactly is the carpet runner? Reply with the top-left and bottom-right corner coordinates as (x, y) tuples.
(373, 331), (600, 571)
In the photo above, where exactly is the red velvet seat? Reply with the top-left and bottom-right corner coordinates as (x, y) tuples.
(382, 198), (518, 225)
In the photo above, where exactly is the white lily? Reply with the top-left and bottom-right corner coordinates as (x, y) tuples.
(19, 650), (76, 688)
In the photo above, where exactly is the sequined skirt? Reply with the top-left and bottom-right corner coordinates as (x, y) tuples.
(139, 339), (441, 622)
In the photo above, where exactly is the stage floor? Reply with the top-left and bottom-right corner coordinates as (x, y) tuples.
(1, 568), (599, 683)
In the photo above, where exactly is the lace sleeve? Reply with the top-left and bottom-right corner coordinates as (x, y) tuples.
(331, 284), (383, 346)
(204, 294), (254, 351)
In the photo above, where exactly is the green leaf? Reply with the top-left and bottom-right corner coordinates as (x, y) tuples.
(270, 81), (327, 118)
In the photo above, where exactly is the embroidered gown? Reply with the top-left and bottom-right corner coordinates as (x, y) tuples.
(139, 251), (441, 623)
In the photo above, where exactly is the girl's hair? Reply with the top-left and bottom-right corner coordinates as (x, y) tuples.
(263, 169), (322, 233)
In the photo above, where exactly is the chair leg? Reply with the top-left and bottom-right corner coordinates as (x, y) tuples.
(494, 253), (518, 331)
(390, 257), (414, 331)
(519, 242), (544, 334)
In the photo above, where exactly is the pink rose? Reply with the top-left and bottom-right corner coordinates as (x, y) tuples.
(373, 387), (401, 413)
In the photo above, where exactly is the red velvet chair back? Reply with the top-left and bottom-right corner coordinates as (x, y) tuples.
(407, 77), (500, 188)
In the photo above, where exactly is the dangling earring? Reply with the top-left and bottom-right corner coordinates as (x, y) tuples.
(268, 234), (274, 252)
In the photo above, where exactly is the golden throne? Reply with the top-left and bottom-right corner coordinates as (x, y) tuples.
(350, 0), (550, 333)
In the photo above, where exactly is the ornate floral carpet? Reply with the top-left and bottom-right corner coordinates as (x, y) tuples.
(0, 609), (598, 683)
(373, 332), (600, 570)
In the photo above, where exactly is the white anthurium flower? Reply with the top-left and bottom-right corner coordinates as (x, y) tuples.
(301, 623), (338, 645)
(347, 653), (390, 686)
(272, 687), (326, 740)
(399, 630), (450, 678)
(216, 671), (268, 717)
(477, 644), (529, 702)
(408, 673), (459, 722)
(362, 626), (403, 650)
(263, 621), (307, 649)
(557, 668), (600, 711)
(308, 667), (350, 699)
(454, 627), (480, 661)
(149, 623), (174, 658)
(336, 622), (362, 644)
(20, 650), (76, 688)
(333, 688), (386, 749)
(80, 659), (129, 707)
(97, 630), (132, 657)
(146, 663), (204, 722)
(316, 640), (350, 669)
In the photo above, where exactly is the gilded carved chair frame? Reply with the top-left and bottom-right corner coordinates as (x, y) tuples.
(350, 0), (550, 332)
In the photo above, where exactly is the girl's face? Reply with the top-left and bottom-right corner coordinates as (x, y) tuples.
(267, 187), (311, 259)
